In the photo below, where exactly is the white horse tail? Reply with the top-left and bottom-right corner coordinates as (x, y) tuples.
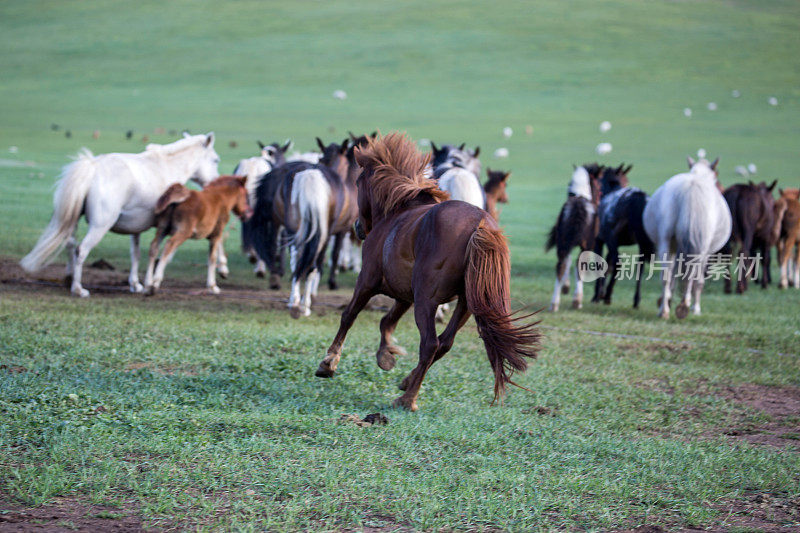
(677, 181), (712, 256)
(290, 169), (331, 277)
(21, 149), (96, 272)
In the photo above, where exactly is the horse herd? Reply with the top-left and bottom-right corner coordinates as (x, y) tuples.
(19, 132), (527, 409)
(548, 157), (800, 319)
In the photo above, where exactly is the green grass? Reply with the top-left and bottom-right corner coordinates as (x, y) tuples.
(2, 0), (800, 530)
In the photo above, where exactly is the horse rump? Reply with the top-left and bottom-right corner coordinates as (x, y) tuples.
(545, 197), (591, 254)
(465, 219), (540, 401)
(154, 184), (191, 215)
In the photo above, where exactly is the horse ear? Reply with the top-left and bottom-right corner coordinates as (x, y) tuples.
(572, 163), (577, 170)
(183, 131), (192, 139)
(281, 139), (293, 152)
(257, 140), (265, 149)
(748, 180), (754, 187)
(238, 175), (248, 186)
(503, 171), (511, 180)
(204, 132), (215, 148)
(624, 164), (633, 174)
(430, 141), (438, 152)
(768, 179), (777, 191)
(473, 146), (480, 157)
(340, 139), (350, 153)
(711, 157), (720, 171)
(348, 131), (358, 142)
(458, 143), (466, 151)
(370, 131), (378, 139)
(687, 156), (696, 169)
(316, 137), (326, 152)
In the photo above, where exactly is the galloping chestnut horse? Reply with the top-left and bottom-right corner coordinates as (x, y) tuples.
(144, 176), (251, 295)
(315, 133), (540, 411)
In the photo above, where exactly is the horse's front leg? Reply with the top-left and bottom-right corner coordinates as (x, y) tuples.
(316, 276), (378, 378)
(216, 240), (229, 279)
(591, 239), (606, 302)
(394, 300), (439, 412)
(376, 300), (411, 371)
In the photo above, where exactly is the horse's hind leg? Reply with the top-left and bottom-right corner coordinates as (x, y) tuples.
(71, 222), (114, 297)
(549, 251), (570, 311)
(394, 300), (439, 412)
(144, 229), (165, 294)
(399, 297), (470, 392)
(572, 253), (584, 309)
(328, 233), (344, 290)
(65, 228), (78, 287)
(128, 234), (144, 293)
(602, 240), (620, 305)
(151, 232), (188, 291)
(207, 235), (222, 294)
(793, 243), (800, 288)
(376, 300), (411, 371)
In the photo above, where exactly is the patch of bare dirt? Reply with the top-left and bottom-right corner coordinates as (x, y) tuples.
(717, 383), (800, 450)
(0, 492), (154, 532)
(0, 258), (393, 313)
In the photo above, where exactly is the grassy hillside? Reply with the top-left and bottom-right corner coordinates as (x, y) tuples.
(1, 1), (799, 530)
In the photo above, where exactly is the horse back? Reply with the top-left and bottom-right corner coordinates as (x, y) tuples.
(155, 184), (192, 215)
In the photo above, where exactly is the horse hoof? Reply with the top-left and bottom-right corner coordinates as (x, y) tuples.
(561, 285), (570, 295)
(376, 347), (400, 371)
(315, 364), (335, 378)
(249, 256), (257, 264)
(392, 396), (418, 412)
(145, 286), (156, 296)
(289, 306), (302, 319)
(571, 300), (582, 310)
(269, 274), (281, 289)
(549, 304), (559, 312)
(208, 286), (220, 295)
(328, 281), (338, 291)
(675, 302), (689, 319)
(603, 299), (611, 306)
(130, 282), (144, 293)
(64, 275), (73, 288)
(218, 271), (228, 280)
(255, 271), (265, 279)
(72, 287), (89, 298)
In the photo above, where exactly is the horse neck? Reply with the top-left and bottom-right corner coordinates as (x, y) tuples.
(150, 144), (202, 186)
(485, 195), (498, 220)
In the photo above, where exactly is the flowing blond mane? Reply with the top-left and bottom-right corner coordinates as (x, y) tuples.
(355, 132), (449, 216)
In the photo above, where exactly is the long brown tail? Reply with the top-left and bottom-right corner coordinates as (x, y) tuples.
(155, 183), (191, 215)
(464, 219), (541, 402)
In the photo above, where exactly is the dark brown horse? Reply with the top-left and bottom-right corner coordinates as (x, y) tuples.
(484, 168), (510, 221)
(315, 133), (540, 411)
(722, 180), (776, 292)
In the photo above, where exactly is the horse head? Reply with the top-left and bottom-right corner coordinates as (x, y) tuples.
(485, 168), (510, 204)
(232, 175), (252, 221)
(318, 137), (350, 179)
(189, 132), (220, 186)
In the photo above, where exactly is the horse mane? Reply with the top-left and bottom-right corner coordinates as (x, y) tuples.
(204, 175), (247, 189)
(355, 132), (449, 215)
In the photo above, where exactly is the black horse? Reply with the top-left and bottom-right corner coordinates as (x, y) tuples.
(591, 164), (654, 308)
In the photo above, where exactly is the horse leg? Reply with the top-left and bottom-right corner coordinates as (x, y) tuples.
(216, 240), (229, 279)
(793, 243), (800, 288)
(549, 251), (569, 311)
(71, 221), (114, 297)
(675, 272), (693, 319)
(207, 235), (222, 294)
(562, 253), (571, 295)
(633, 249), (645, 309)
(400, 297), (470, 391)
(394, 300), (439, 412)
(572, 253), (585, 309)
(315, 278), (378, 377)
(691, 260), (706, 315)
(128, 234), (144, 293)
(777, 239), (789, 289)
(151, 232), (189, 291)
(603, 240), (620, 305)
(738, 232), (753, 293)
(328, 233), (343, 290)
(297, 269), (318, 317)
(65, 228), (78, 287)
(657, 247), (674, 319)
(760, 242), (770, 289)
(376, 300), (412, 371)
(144, 229), (165, 294)
(591, 239), (606, 302)
(722, 241), (734, 293)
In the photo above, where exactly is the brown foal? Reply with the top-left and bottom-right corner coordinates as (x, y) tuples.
(144, 176), (251, 294)
(484, 168), (510, 221)
(773, 187), (800, 288)
(315, 133), (540, 411)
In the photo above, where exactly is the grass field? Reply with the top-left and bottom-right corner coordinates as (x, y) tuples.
(2, 1), (800, 530)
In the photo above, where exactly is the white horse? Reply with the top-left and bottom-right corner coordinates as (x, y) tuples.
(21, 133), (220, 297)
(643, 157), (731, 319)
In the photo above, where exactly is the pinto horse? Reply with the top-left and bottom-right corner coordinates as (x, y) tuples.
(250, 139), (356, 317)
(722, 180), (777, 293)
(643, 157), (731, 319)
(546, 163), (604, 311)
(20, 133), (220, 297)
(144, 176), (251, 295)
(315, 133), (539, 411)
(591, 164), (654, 308)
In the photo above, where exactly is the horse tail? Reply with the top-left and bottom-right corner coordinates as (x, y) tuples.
(290, 169), (331, 278)
(154, 184), (191, 215)
(544, 220), (558, 252)
(21, 149), (96, 272)
(772, 198), (787, 244)
(545, 199), (589, 253)
(678, 182), (711, 256)
(464, 219), (540, 402)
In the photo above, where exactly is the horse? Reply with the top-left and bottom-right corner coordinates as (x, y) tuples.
(144, 176), (251, 294)
(545, 163), (604, 311)
(643, 157), (731, 319)
(484, 169), (511, 222)
(249, 139), (355, 317)
(722, 180), (777, 293)
(772, 187), (800, 288)
(591, 164), (654, 308)
(431, 142), (482, 178)
(314, 132), (540, 411)
(235, 141), (290, 278)
(20, 133), (220, 297)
